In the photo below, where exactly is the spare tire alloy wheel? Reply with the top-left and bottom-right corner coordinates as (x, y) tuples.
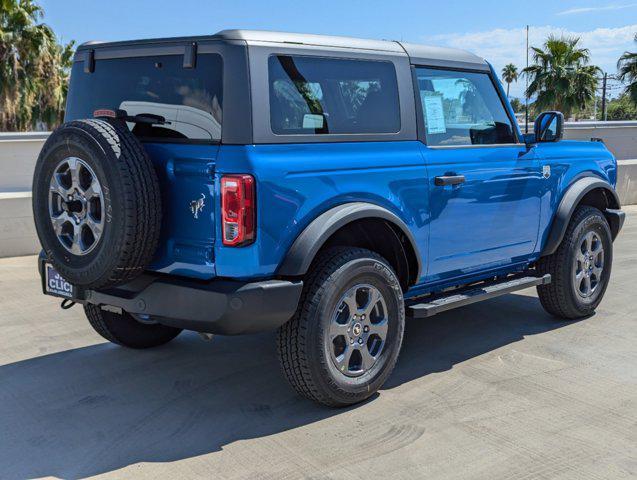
(49, 156), (104, 256)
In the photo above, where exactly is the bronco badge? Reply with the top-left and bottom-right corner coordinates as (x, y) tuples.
(190, 193), (206, 219)
(542, 165), (551, 179)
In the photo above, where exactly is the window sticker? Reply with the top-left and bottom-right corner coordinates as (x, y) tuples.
(422, 93), (446, 134)
(302, 114), (325, 129)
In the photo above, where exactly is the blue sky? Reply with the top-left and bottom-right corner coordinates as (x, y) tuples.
(40, 0), (637, 98)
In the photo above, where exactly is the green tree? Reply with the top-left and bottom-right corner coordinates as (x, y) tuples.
(501, 63), (518, 98)
(522, 35), (600, 118)
(606, 94), (637, 120)
(509, 97), (523, 112)
(0, 0), (74, 131)
(617, 33), (637, 105)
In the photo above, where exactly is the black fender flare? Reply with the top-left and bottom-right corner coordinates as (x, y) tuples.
(277, 202), (423, 279)
(541, 176), (622, 257)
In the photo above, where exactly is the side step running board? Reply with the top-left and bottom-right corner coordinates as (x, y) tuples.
(407, 274), (551, 318)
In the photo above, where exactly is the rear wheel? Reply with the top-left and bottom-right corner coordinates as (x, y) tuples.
(537, 206), (613, 319)
(277, 247), (405, 407)
(84, 304), (182, 349)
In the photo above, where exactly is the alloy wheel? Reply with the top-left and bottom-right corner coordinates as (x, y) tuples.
(573, 231), (604, 298)
(48, 157), (104, 256)
(328, 284), (389, 377)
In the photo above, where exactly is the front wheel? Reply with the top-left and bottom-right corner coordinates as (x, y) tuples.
(537, 205), (613, 319)
(277, 247), (405, 407)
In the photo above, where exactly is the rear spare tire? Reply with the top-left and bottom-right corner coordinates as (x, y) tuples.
(32, 119), (161, 288)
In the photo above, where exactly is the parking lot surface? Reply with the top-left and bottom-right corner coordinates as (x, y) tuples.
(1, 207), (636, 479)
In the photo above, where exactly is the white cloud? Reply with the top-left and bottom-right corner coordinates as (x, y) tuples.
(557, 3), (637, 15)
(425, 24), (637, 98)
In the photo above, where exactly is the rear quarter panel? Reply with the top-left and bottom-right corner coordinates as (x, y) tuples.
(213, 141), (428, 280)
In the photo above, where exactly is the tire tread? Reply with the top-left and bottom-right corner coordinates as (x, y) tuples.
(277, 247), (403, 407)
(537, 205), (612, 319)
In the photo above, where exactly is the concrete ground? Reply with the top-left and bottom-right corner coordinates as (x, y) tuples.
(1, 209), (636, 480)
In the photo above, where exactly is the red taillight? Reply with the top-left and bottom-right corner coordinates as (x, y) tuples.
(221, 174), (255, 246)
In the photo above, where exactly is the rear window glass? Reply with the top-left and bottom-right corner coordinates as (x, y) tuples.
(66, 53), (223, 142)
(268, 55), (400, 135)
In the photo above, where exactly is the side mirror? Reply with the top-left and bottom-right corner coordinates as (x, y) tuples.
(534, 111), (564, 143)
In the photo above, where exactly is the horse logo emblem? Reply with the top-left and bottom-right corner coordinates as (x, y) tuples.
(190, 193), (206, 219)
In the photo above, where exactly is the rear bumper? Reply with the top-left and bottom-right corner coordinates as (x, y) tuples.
(39, 255), (302, 335)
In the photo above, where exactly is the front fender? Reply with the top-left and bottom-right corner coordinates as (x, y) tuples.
(541, 176), (622, 257)
(277, 202), (423, 278)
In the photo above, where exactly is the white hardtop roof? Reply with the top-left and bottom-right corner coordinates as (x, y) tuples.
(79, 29), (490, 71)
(215, 29), (489, 70)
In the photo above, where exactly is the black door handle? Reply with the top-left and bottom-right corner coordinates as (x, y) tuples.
(434, 175), (465, 186)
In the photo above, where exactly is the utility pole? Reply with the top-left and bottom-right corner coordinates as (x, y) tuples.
(525, 25), (529, 133)
(601, 72), (608, 121)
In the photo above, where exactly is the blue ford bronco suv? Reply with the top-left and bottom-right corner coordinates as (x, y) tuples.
(33, 30), (625, 406)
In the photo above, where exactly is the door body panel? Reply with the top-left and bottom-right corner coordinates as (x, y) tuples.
(422, 144), (543, 283)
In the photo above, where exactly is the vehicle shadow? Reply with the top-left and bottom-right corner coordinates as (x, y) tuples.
(0, 292), (573, 479)
(385, 292), (576, 388)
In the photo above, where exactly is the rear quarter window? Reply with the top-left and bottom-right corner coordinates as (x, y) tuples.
(268, 55), (400, 135)
(66, 53), (223, 142)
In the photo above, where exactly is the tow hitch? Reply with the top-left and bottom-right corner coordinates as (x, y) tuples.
(60, 298), (76, 310)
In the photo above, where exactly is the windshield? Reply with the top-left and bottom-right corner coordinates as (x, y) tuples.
(66, 53), (223, 142)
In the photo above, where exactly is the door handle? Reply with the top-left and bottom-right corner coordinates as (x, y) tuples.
(434, 175), (465, 186)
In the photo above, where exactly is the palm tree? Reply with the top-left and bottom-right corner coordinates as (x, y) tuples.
(522, 35), (600, 118)
(0, 0), (73, 131)
(501, 63), (518, 98)
(617, 33), (637, 105)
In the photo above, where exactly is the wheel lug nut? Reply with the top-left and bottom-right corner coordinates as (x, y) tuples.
(358, 338), (364, 345)
(363, 326), (369, 333)
(350, 338), (354, 344)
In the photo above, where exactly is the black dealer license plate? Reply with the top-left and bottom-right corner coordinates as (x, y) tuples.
(44, 263), (75, 298)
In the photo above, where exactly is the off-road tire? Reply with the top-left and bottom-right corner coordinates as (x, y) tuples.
(537, 206), (613, 319)
(32, 119), (161, 288)
(277, 247), (405, 407)
(84, 304), (181, 349)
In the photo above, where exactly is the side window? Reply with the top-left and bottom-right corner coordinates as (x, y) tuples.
(415, 67), (515, 146)
(268, 55), (400, 135)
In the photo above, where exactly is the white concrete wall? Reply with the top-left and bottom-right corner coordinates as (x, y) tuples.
(1, 123), (636, 258)
(0, 132), (50, 192)
(0, 192), (41, 257)
(561, 121), (637, 206)
(0, 133), (49, 257)
(563, 121), (637, 161)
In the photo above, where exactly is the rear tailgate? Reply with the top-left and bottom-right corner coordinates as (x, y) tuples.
(65, 47), (225, 280)
(145, 143), (218, 279)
